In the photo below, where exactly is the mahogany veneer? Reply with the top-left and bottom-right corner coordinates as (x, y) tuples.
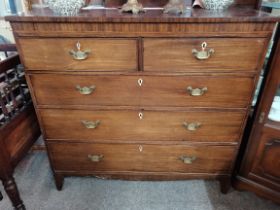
(5, 3), (279, 194)
(39, 109), (246, 142)
(144, 38), (266, 72)
(18, 38), (138, 71)
(49, 142), (236, 173)
(29, 74), (254, 108)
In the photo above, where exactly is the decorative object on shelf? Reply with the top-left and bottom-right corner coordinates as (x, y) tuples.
(84, 0), (103, 6)
(164, 0), (186, 14)
(193, 0), (234, 10)
(20, 0), (32, 12)
(30, 0), (49, 9)
(45, 0), (85, 15)
(121, 0), (144, 14)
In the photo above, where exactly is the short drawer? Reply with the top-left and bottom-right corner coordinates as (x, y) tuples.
(48, 142), (236, 173)
(40, 109), (246, 142)
(144, 38), (266, 72)
(18, 38), (137, 71)
(29, 74), (253, 108)
(29, 74), (140, 106)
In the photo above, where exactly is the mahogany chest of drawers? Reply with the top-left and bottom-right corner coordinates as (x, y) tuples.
(5, 6), (279, 193)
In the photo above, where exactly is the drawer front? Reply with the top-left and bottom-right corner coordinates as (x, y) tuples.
(18, 38), (137, 71)
(29, 74), (140, 106)
(144, 38), (266, 72)
(140, 75), (254, 108)
(48, 142), (236, 173)
(40, 109), (246, 142)
(30, 74), (253, 108)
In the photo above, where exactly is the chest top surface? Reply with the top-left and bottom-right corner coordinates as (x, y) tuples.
(4, 6), (279, 23)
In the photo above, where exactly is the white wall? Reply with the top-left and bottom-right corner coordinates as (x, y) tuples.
(0, 20), (14, 43)
(0, 0), (24, 16)
(272, 9), (280, 15)
(0, 0), (25, 43)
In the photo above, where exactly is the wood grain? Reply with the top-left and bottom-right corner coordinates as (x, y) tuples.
(140, 75), (255, 108)
(3, 106), (40, 163)
(144, 38), (266, 72)
(251, 135), (280, 186)
(6, 3), (278, 192)
(39, 109), (246, 142)
(28, 74), (141, 106)
(29, 74), (254, 108)
(48, 142), (236, 173)
(18, 38), (138, 71)
(10, 22), (275, 38)
(234, 25), (280, 203)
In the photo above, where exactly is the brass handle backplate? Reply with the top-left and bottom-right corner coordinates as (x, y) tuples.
(183, 122), (201, 131)
(69, 41), (91, 60)
(88, 154), (104, 162)
(76, 85), (96, 95)
(81, 120), (101, 129)
(187, 86), (207, 96)
(192, 42), (214, 60)
(179, 156), (197, 164)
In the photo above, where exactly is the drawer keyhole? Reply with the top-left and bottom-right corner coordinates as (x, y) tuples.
(139, 112), (144, 120)
(139, 145), (143, 152)
(138, 78), (143, 87)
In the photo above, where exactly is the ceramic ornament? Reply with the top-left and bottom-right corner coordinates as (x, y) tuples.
(121, 0), (145, 14)
(164, 0), (187, 14)
(45, 0), (85, 16)
(193, 0), (234, 10)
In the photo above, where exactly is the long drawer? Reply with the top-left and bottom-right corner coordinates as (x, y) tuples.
(29, 74), (254, 108)
(48, 142), (236, 173)
(144, 38), (266, 72)
(18, 38), (138, 71)
(40, 109), (246, 142)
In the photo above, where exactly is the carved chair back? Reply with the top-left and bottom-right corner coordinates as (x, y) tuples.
(0, 45), (31, 127)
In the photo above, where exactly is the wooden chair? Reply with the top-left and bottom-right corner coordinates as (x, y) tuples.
(0, 44), (41, 210)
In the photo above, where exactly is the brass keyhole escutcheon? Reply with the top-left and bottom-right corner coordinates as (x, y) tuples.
(139, 112), (144, 120)
(139, 145), (143, 152)
(138, 78), (143, 87)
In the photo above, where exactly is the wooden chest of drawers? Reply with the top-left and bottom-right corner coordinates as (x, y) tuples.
(6, 6), (278, 193)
